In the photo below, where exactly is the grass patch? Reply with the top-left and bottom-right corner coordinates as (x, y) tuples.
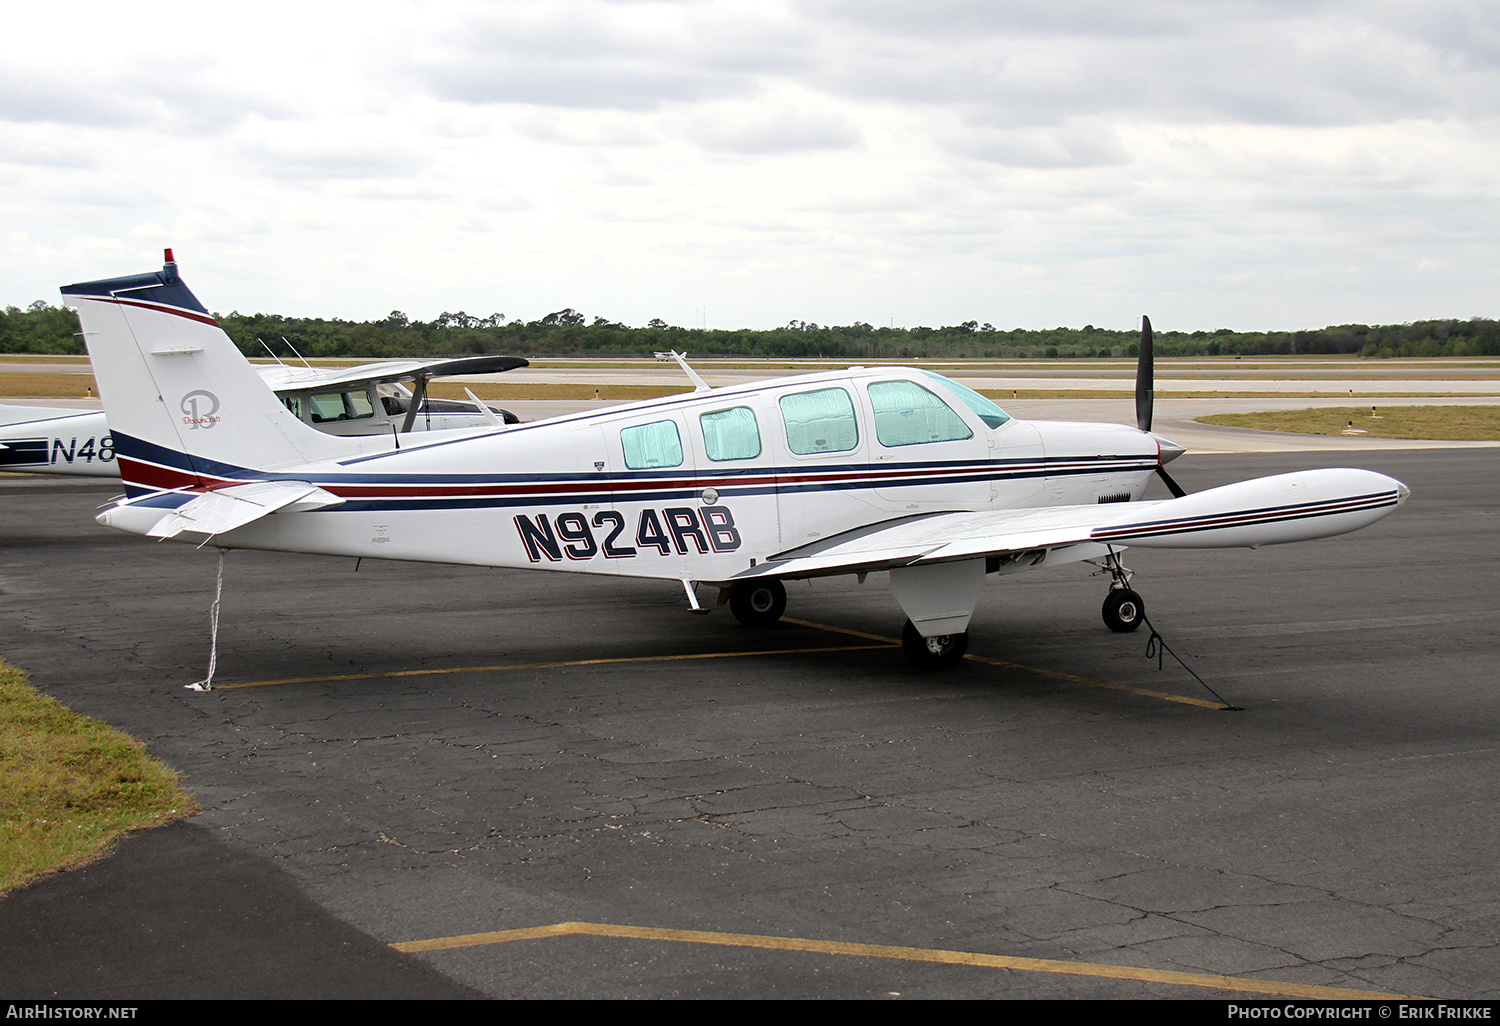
(0, 660), (195, 895)
(0, 373), (98, 399)
(427, 382), (696, 402)
(1198, 406), (1500, 440)
(432, 383), (1500, 404)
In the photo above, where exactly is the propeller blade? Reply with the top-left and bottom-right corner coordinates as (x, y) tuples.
(1156, 464), (1187, 498)
(1136, 314), (1154, 432)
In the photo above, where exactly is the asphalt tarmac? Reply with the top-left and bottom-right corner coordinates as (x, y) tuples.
(0, 448), (1496, 999)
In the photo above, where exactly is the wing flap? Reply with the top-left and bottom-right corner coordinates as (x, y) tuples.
(911, 505), (1142, 563)
(146, 480), (344, 539)
(735, 504), (1145, 580)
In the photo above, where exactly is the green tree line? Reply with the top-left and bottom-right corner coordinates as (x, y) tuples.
(5, 301), (1499, 360)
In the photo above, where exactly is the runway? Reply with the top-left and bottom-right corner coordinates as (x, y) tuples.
(0, 448), (1496, 998)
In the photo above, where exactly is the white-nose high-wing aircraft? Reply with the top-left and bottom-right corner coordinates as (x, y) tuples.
(64, 253), (1408, 668)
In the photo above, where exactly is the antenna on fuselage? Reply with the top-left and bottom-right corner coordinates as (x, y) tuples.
(464, 387), (504, 427)
(670, 350), (711, 393)
(281, 336), (314, 369)
(258, 339), (288, 366)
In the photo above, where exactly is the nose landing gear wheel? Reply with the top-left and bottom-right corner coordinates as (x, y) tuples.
(1102, 589), (1145, 633)
(729, 579), (787, 627)
(901, 619), (968, 670)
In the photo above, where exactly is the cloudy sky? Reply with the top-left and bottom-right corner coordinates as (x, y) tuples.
(3, 0), (1497, 330)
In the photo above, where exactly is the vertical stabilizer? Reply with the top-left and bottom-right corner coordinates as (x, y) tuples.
(61, 252), (357, 490)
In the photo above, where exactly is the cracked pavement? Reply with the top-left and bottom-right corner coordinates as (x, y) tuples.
(0, 449), (1495, 998)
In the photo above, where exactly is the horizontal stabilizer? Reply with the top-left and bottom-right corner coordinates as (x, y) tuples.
(143, 481), (343, 539)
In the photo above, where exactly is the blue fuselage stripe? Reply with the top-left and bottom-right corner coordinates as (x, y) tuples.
(1091, 491), (1399, 540)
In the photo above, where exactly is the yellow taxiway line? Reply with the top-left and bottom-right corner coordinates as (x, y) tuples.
(390, 920), (1418, 1000)
(215, 617), (1223, 709)
(213, 644), (891, 689)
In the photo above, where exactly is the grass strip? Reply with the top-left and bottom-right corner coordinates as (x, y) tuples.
(1198, 405), (1500, 440)
(0, 373), (98, 398)
(0, 660), (195, 895)
(431, 382), (1500, 403)
(427, 382), (696, 402)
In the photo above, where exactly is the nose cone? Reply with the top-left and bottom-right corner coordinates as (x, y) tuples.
(1151, 432), (1186, 464)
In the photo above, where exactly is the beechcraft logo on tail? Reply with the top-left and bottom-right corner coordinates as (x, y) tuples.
(180, 390), (221, 430)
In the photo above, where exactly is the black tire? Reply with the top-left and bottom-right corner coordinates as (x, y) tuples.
(901, 619), (968, 670)
(1102, 589), (1145, 633)
(729, 579), (787, 627)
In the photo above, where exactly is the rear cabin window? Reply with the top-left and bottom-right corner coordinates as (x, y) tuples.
(621, 419), (684, 469)
(700, 406), (762, 461)
(866, 380), (973, 447)
(309, 390), (375, 423)
(780, 388), (859, 455)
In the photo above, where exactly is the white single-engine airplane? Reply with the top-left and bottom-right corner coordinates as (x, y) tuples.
(65, 253), (1408, 668)
(0, 346), (525, 477)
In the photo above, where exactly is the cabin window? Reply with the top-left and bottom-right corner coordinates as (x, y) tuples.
(621, 419), (684, 470)
(309, 389), (376, 423)
(376, 382), (409, 415)
(867, 380), (973, 447)
(920, 371), (1011, 428)
(281, 396), (303, 420)
(780, 387), (859, 455)
(700, 406), (761, 461)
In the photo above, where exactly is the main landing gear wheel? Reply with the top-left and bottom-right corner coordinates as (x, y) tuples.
(901, 619), (968, 670)
(729, 579), (787, 628)
(1102, 589), (1145, 633)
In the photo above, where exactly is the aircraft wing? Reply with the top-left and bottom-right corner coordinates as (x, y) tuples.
(256, 355), (528, 393)
(144, 481), (344, 540)
(734, 505), (1129, 580)
(735, 469), (1407, 580)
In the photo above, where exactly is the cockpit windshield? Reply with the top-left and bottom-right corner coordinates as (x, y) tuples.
(920, 371), (1011, 428)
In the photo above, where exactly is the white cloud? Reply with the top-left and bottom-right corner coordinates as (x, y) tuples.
(942, 119), (1127, 168)
(0, 0), (1495, 328)
(0, 68), (152, 128)
(675, 94), (863, 153)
